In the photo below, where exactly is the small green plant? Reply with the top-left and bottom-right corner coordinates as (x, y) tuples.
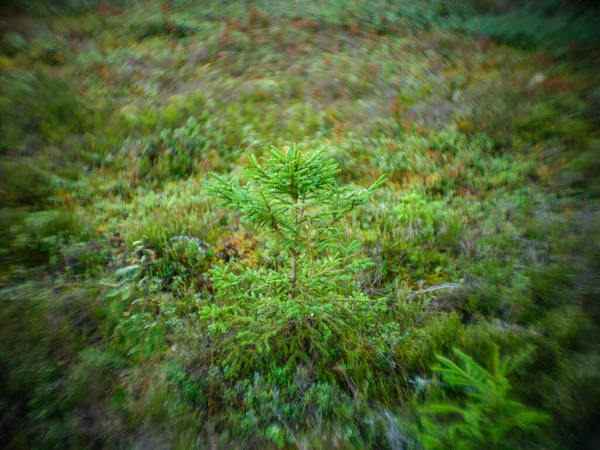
(204, 146), (386, 376)
(208, 145), (385, 301)
(419, 345), (551, 450)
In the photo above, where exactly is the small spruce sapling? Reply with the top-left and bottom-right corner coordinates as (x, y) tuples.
(204, 146), (386, 374)
(207, 145), (385, 302)
(419, 345), (551, 450)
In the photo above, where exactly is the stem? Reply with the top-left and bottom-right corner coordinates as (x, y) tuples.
(289, 154), (298, 300)
(290, 249), (297, 300)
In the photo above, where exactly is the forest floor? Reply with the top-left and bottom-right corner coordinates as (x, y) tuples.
(1, 2), (599, 448)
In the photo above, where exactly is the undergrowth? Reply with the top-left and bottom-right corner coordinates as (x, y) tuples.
(1, 1), (599, 449)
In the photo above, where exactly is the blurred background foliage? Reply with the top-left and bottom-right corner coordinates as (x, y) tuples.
(1, 0), (599, 448)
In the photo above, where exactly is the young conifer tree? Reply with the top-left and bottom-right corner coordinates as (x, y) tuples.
(419, 345), (551, 449)
(204, 146), (386, 374)
(207, 145), (385, 302)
